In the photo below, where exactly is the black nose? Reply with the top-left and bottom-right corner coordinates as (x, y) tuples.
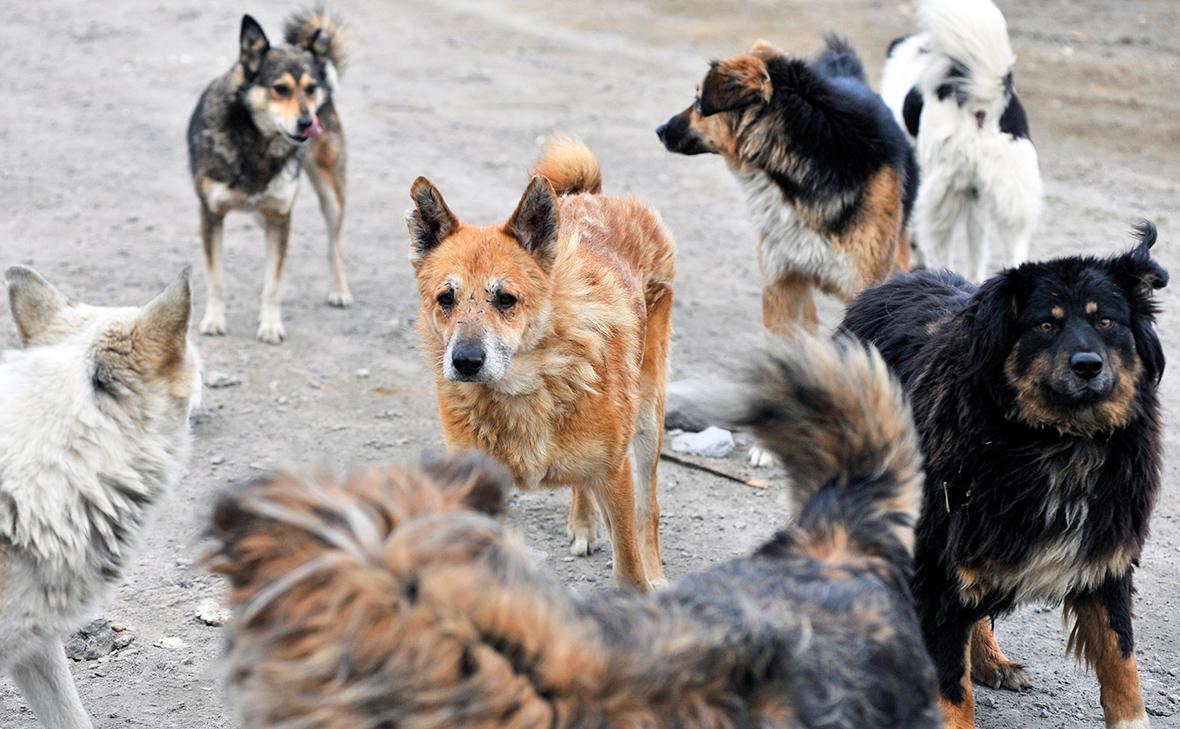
(296, 115), (313, 131)
(656, 122), (669, 142)
(1070, 352), (1104, 379)
(452, 344), (485, 377)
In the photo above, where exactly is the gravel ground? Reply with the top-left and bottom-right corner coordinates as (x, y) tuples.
(1, 1), (1178, 727)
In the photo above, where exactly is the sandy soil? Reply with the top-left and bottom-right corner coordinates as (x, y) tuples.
(1, 1), (1178, 727)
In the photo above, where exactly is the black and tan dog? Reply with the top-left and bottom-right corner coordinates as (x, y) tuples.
(842, 224), (1168, 729)
(207, 335), (941, 728)
(658, 35), (918, 338)
(187, 10), (350, 344)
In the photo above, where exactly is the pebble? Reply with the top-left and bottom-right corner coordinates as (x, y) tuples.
(355, 368), (371, 379)
(195, 599), (232, 627)
(671, 426), (735, 459)
(210, 455), (225, 466)
(65, 618), (116, 661)
(206, 371), (242, 389)
(156, 637), (189, 651)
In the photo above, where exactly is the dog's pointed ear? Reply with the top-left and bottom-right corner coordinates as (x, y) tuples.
(134, 267), (192, 373)
(239, 15), (270, 77)
(1112, 221), (1169, 299)
(5, 266), (73, 346)
(407, 177), (460, 269)
(750, 38), (784, 56)
(700, 56), (772, 117)
(504, 176), (559, 269)
(424, 452), (513, 517)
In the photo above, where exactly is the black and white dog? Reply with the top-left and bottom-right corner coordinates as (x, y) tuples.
(881, 0), (1042, 283)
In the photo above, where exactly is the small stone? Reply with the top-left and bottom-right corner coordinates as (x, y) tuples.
(112, 633), (135, 650)
(195, 599), (231, 627)
(206, 371), (242, 389)
(65, 618), (115, 661)
(355, 368), (371, 379)
(156, 637), (188, 651)
(109, 623), (127, 633)
(210, 455), (225, 466)
(670, 427), (735, 459)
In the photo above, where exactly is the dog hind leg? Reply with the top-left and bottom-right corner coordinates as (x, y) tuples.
(10, 637), (93, 729)
(198, 204), (228, 336)
(631, 286), (672, 587)
(257, 212), (291, 344)
(965, 203), (990, 284)
(970, 619), (1032, 691)
(567, 484), (600, 556)
(592, 458), (648, 589)
(306, 137), (352, 307)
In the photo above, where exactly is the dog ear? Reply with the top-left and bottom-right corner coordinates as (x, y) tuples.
(749, 38), (784, 56)
(1110, 221), (1168, 382)
(239, 15), (270, 77)
(699, 56), (772, 117)
(504, 176), (559, 269)
(423, 452), (514, 517)
(406, 177), (460, 268)
(133, 267), (192, 374)
(961, 270), (1022, 382)
(5, 265), (73, 346)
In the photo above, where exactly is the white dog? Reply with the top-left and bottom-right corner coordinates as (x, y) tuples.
(0, 267), (201, 729)
(881, 0), (1042, 282)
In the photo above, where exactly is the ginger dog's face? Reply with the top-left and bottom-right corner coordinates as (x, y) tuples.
(407, 176), (559, 384)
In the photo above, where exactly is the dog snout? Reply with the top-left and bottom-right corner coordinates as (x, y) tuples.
(452, 342), (486, 377)
(296, 115), (314, 133)
(656, 121), (669, 143)
(1069, 351), (1104, 380)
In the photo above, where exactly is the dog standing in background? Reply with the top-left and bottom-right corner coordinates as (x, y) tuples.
(208, 335), (941, 729)
(880, 0), (1042, 281)
(188, 9), (350, 344)
(843, 224), (1167, 729)
(407, 138), (675, 589)
(1, 267), (201, 729)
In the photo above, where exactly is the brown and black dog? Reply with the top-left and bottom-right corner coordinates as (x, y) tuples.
(208, 335), (941, 729)
(658, 35), (917, 338)
(406, 138), (675, 589)
(187, 10), (350, 343)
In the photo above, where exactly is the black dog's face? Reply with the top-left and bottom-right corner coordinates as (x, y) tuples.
(1007, 275), (1140, 425)
(978, 224), (1168, 436)
(238, 15), (330, 144)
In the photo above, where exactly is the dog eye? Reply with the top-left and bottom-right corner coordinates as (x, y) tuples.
(437, 291), (455, 309)
(497, 293), (517, 311)
(305, 83), (318, 95)
(1037, 321), (1057, 334)
(273, 84), (291, 97)
(1098, 317), (1114, 330)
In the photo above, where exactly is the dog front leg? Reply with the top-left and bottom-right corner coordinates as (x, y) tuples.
(1066, 575), (1149, 729)
(761, 273), (817, 338)
(198, 204), (228, 335)
(258, 211), (291, 344)
(925, 609), (977, 729)
(10, 637), (93, 729)
(567, 484), (600, 557)
(592, 459), (648, 590)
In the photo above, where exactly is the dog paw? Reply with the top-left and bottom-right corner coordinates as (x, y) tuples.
(648, 576), (669, 590)
(569, 532), (596, 557)
(972, 660), (1033, 692)
(199, 313), (227, 336)
(256, 319), (286, 345)
(327, 290), (353, 308)
(748, 445), (778, 468)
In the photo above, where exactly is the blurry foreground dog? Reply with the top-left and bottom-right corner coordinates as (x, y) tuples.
(188, 9), (350, 343)
(843, 224), (1167, 729)
(880, 0), (1042, 281)
(209, 335), (941, 728)
(0, 267), (201, 729)
(406, 138), (675, 588)
(658, 35), (917, 337)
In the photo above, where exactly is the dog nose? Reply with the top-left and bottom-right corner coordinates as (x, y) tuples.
(1070, 352), (1104, 379)
(296, 115), (314, 132)
(655, 122), (669, 142)
(452, 344), (485, 377)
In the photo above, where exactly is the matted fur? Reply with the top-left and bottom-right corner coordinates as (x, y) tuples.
(208, 336), (939, 729)
(1, 267), (201, 729)
(407, 138), (675, 588)
(842, 224), (1167, 729)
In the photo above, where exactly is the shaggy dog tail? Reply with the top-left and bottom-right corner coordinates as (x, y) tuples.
(919, 0), (1014, 94)
(811, 33), (867, 83)
(284, 7), (349, 76)
(531, 135), (603, 195)
(719, 335), (925, 561)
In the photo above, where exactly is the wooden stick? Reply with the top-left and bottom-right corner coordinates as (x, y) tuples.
(659, 451), (770, 489)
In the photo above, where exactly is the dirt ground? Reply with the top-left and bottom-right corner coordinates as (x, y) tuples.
(1, 0), (1178, 726)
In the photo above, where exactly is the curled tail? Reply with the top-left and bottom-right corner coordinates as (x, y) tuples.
(531, 135), (603, 195)
(811, 33), (867, 83)
(208, 453), (597, 727)
(718, 335), (924, 562)
(284, 7), (349, 77)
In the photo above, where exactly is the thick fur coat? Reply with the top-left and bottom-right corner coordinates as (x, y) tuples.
(208, 335), (940, 729)
(0, 267), (201, 729)
(842, 224), (1167, 729)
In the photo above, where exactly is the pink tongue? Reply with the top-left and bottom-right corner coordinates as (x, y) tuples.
(308, 117), (323, 138)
